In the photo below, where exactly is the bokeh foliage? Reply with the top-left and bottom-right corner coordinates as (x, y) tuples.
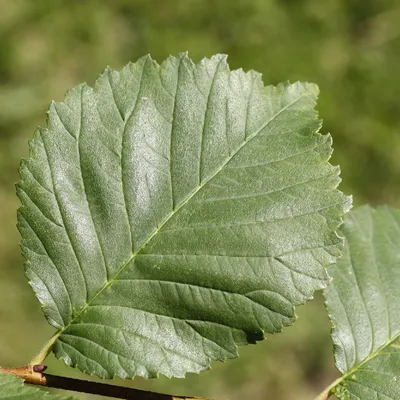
(0, 1), (399, 399)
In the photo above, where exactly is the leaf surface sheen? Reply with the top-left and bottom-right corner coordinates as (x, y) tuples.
(325, 206), (400, 399)
(18, 53), (349, 379)
(0, 372), (74, 400)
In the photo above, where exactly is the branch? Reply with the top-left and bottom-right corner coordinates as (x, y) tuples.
(1, 365), (212, 400)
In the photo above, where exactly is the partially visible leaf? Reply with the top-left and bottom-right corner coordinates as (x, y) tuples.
(324, 205), (400, 399)
(0, 372), (74, 399)
(18, 53), (350, 379)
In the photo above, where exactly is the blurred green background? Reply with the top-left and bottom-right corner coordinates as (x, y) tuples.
(0, 1), (399, 399)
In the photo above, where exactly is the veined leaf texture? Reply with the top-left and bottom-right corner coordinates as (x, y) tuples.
(18, 54), (350, 379)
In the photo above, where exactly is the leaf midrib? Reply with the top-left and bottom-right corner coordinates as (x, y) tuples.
(331, 323), (400, 396)
(316, 330), (400, 399)
(55, 91), (309, 340)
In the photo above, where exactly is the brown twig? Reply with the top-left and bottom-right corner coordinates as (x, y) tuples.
(1, 365), (47, 385)
(1, 365), (212, 400)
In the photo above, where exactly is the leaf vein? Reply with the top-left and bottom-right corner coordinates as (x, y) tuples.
(39, 128), (88, 302)
(78, 87), (109, 280)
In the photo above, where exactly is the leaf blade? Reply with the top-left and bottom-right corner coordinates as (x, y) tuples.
(324, 205), (400, 399)
(19, 54), (350, 379)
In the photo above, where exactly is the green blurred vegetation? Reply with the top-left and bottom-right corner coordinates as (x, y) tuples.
(0, 1), (399, 399)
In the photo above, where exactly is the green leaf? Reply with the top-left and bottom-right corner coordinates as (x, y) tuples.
(324, 206), (400, 399)
(0, 372), (74, 399)
(18, 53), (350, 379)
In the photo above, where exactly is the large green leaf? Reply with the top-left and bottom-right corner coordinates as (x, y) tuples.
(324, 206), (400, 399)
(0, 372), (74, 400)
(18, 53), (350, 379)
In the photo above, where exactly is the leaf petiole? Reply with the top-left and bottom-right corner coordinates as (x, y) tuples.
(29, 330), (62, 366)
(314, 376), (343, 400)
